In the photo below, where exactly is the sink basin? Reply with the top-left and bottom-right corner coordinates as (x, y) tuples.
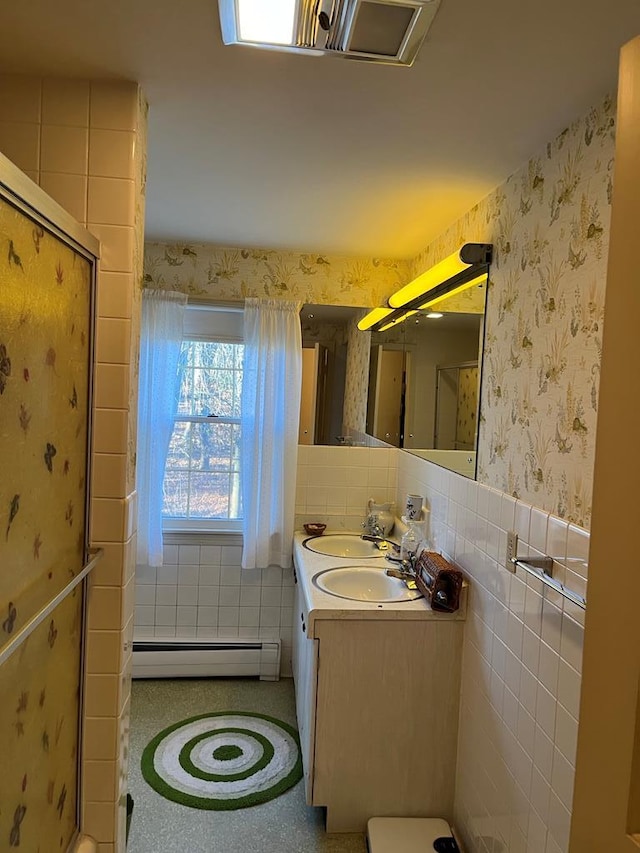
(303, 533), (386, 558)
(313, 566), (423, 602)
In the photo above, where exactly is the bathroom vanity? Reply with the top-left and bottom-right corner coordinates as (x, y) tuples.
(292, 532), (465, 833)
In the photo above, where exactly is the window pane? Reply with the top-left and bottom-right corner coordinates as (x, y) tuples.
(191, 367), (236, 416)
(166, 421), (192, 468)
(209, 373), (235, 417)
(176, 343), (244, 417)
(211, 343), (236, 370)
(190, 422), (238, 471)
(190, 341), (216, 368)
(189, 472), (230, 518)
(163, 471), (189, 516)
(191, 366), (217, 416)
(180, 341), (196, 369)
(164, 339), (243, 522)
(176, 363), (194, 415)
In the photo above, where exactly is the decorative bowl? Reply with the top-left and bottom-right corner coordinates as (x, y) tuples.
(303, 523), (327, 535)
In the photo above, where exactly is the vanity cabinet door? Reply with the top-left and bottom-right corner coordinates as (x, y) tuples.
(312, 619), (463, 833)
(292, 582), (318, 803)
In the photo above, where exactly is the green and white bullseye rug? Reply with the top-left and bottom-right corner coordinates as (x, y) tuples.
(141, 711), (303, 810)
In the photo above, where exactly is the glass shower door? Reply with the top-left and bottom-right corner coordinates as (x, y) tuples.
(0, 175), (96, 850)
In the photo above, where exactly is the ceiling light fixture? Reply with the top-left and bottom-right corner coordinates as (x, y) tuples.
(219, 0), (441, 66)
(236, 0), (296, 45)
(363, 243), (492, 333)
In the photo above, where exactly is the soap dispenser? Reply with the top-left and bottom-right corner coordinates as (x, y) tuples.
(400, 521), (423, 562)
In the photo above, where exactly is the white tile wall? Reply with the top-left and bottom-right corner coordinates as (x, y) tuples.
(295, 445), (398, 531)
(134, 446), (398, 675)
(135, 538), (295, 672)
(396, 452), (587, 853)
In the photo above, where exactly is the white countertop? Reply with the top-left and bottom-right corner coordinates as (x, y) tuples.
(293, 531), (466, 638)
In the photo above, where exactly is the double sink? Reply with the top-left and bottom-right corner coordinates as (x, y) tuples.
(302, 533), (422, 603)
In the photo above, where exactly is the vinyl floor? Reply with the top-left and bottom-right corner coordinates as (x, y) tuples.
(128, 677), (367, 853)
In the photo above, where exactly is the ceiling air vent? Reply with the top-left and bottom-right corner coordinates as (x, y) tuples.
(218, 0), (441, 66)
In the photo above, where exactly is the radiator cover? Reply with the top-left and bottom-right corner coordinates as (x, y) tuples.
(132, 639), (281, 681)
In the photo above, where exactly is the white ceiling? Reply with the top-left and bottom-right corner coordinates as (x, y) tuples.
(1, 0), (640, 257)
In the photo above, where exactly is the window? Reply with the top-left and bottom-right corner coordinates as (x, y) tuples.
(162, 306), (243, 530)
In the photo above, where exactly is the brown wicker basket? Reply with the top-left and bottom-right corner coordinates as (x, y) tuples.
(414, 550), (463, 613)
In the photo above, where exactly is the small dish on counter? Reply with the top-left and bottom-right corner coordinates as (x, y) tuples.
(303, 522), (327, 535)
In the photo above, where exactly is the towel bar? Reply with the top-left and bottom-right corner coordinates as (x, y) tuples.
(511, 555), (587, 611)
(0, 547), (104, 666)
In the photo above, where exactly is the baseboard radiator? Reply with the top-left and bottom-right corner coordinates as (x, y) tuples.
(132, 639), (281, 681)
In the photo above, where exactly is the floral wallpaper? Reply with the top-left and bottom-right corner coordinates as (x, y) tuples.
(143, 242), (410, 308)
(0, 194), (92, 848)
(456, 365), (478, 450)
(399, 94), (615, 528)
(342, 312), (370, 433)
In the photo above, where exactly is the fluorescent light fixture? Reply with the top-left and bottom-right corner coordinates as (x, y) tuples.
(357, 307), (393, 331)
(237, 0), (296, 44)
(389, 244), (491, 308)
(361, 243), (492, 333)
(389, 249), (472, 308)
(378, 310), (417, 331)
(417, 272), (488, 310)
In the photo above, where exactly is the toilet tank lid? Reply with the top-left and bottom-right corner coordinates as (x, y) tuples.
(367, 817), (455, 850)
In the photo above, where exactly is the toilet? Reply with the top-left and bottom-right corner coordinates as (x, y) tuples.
(367, 817), (460, 852)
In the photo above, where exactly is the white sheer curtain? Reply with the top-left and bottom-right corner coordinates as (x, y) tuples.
(136, 289), (187, 567)
(241, 298), (302, 569)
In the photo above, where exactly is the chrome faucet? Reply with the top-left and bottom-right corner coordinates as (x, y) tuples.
(361, 533), (400, 553)
(385, 564), (418, 590)
(361, 514), (384, 538)
(385, 550), (418, 589)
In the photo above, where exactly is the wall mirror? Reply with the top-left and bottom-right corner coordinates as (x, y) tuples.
(299, 304), (359, 445)
(299, 282), (487, 479)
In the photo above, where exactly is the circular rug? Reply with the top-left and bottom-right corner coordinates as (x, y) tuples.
(141, 711), (302, 810)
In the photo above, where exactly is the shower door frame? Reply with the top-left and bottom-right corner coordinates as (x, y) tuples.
(0, 150), (101, 850)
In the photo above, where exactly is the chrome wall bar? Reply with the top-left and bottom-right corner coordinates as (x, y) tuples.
(0, 548), (104, 667)
(511, 555), (587, 611)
